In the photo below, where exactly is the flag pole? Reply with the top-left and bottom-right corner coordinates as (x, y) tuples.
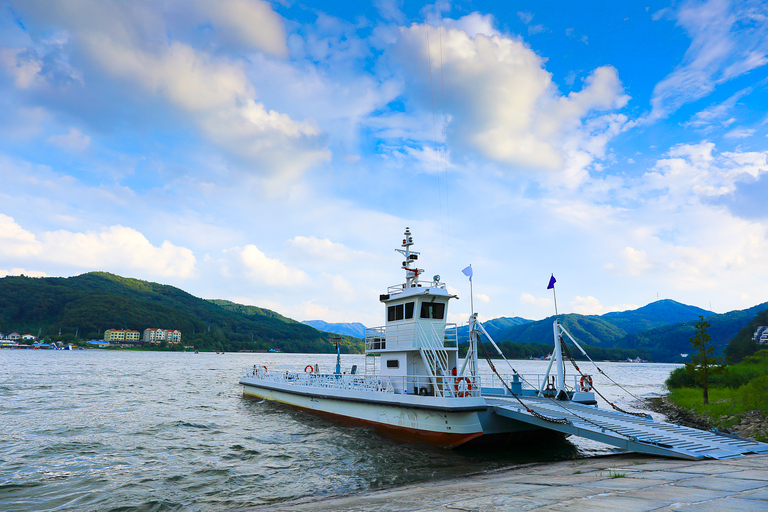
(548, 273), (558, 317)
(469, 270), (474, 315)
(552, 285), (558, 317)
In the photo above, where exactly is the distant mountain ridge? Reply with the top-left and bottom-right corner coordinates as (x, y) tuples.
(474, 299), (768, 363)
(597, 299), (714, 334)
(0, 272), (363, 353)
(302, 320), (367, 338)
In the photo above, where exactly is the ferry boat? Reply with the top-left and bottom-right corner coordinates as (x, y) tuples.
(240, 227), (596, 448)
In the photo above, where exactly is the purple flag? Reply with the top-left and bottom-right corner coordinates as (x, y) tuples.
(462, 265), (473, 282)
(547, 274), (556, 289)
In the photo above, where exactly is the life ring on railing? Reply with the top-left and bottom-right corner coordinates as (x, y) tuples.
(304, 365), (314, 374)
(454, 377), (472, 397)
(579, 375), (593, 392)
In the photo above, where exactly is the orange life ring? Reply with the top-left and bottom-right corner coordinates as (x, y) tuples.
(454, 377), (472, 397)
(580, 375), (593, 392)
(304, 365), (314, 373)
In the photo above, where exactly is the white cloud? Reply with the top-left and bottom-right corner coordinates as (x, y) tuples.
(683, 87), (751, 129)
(189, 0), (288, 57)
(46, 128), (91, 151)
(288, 236), (360, 262)
(0, 215), (196, 278)
(239, 244), (307, 286)
(0, 268), (50, 278)
(520, 292), (552, 308)
(388, 19), (629, 180)
(724, 127), (755, 139)
(13, 0), (329, 179)
(649, 0), (768, 121)
(571, 296), (638, 315)
(0, 47), (42, 88)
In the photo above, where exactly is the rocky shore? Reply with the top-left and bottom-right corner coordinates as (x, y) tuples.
(646, 396), (768, 441)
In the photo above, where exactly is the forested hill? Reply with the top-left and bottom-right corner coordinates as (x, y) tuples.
(0, 272), (362, 353)
(480, 300), (767, 363)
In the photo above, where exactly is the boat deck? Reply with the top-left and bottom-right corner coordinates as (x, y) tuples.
(488, 396), (768, 460)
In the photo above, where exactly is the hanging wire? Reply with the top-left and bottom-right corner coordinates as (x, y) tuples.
(473, 325), (645, 441)
(557, 324), (652, 417)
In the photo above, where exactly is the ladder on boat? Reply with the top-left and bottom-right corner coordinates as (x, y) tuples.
(488, 396), (768, 460)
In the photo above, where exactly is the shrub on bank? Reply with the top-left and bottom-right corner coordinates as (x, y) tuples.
(666, 349), (768, 391)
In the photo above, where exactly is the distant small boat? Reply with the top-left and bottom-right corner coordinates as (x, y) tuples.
(680, 353), (688, 358)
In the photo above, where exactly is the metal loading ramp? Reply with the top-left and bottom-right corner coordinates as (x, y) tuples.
(488, 396), (768, 460)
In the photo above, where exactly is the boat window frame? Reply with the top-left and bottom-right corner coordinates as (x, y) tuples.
(420, 301), (445, 320)
(386, 359), (399, 369)
(387, 303), (405, 322)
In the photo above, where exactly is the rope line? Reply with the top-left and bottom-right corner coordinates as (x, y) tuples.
(560, 337), (650, 419)
(474, 328), (642, 440)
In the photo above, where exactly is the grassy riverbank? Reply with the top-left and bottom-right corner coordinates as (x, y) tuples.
(662, 349), (768, 441)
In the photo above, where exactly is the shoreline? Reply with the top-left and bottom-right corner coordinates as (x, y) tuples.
(646, 395), (768, 442)
(253, 452), (768, 511)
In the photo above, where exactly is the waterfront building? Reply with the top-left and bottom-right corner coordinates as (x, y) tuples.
(104, 329), (126, 342)
(143, 328), (182, 344)
(755, 326), (768, 344)
(7, 332), (21, 341)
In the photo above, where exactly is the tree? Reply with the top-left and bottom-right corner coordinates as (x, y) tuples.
(685, 316), (725, 404)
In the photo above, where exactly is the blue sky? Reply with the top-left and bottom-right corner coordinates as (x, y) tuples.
(1, 0), (767, 327)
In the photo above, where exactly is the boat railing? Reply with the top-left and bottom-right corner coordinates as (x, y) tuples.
(365, 323), (418, 351)
(242, 366), (481, 398)
(364, 322), (457, 352)
(481, 372), (595, 395)
(387, 280), (447, 294)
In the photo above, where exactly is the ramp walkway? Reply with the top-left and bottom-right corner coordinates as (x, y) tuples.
(488, 396), (768, 460)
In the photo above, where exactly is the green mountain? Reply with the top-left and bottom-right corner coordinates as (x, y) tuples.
(0, 272), (363, 353)
(613, 302), (768, 363)
(492, 314), (628, 348)
(474, 300), (738, 362)
(598, 299), (713, 334)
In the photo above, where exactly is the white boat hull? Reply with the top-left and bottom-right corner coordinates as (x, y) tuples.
(240, 376), (550, 448)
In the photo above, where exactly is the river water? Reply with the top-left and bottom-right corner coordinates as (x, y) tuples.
(0, 350), (681, 511)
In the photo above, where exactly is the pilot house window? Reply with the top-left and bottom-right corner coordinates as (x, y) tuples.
(386, 359), (399, 369)
(388, 302), (415, 322)
(420, 302), (445, 320)
(388, 304), (404, 321)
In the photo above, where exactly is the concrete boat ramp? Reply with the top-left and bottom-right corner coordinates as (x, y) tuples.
(488, 396), (768, 460)
(258, 453), (768, 512)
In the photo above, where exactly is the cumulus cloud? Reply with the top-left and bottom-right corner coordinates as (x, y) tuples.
(0, 215), (196, 277)
(10, 0), (329, 178)
(239, 244), (307, 286)
(598, 142), (768, 292)
(0, 268), (50, 278)
(388, 19), (629, 177)
(288, 236), (361, 262)
(188, 0), (289, 57)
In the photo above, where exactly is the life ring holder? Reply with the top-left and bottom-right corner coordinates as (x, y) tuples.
(454, 376), (472, 397)
(304, 365), (314, 374)
(579, 375), (593, 392)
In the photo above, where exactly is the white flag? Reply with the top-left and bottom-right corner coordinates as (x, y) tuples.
(461, 265), (473, 282)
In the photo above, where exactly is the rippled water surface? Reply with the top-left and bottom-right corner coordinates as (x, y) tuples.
(0, 350), (680, 511)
